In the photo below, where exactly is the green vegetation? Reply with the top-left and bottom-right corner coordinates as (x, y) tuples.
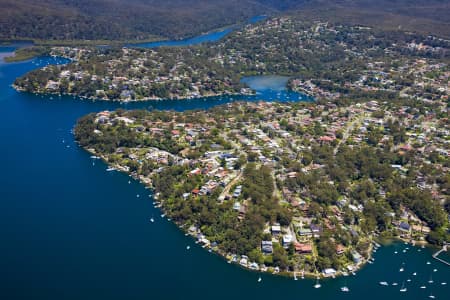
(0, 0), (274, 41)
(8, 0), (449, 276)
(1, 0), (449, 43)
(4, 46), (49, 62)
(13, 15), (449, 102)
(73, 99), (449, 274)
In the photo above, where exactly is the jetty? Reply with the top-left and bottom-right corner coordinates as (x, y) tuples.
(432, 243), (449, 267)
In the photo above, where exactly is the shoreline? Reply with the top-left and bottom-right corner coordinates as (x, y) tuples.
(84, 147), (377, 280)
(13, 85), (252, 102)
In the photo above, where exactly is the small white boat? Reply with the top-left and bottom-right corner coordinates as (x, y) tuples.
(341, 286), (349, 292)
(420, 286), (427, 289)
(294, 272), (297, 281)
(150, 217), (154, 223)
(429, 293), (435, 299)
(161, 214), (165, 218)
(413, 272), (417, 276)
(186, 245), (190, 250)
(399, 282), (407, 292)
(427, 261), (431, 265)
(106, 167), (116, 171)
(399, 267), (404, 272)
(314, 278), (321, 289)
(392, 282), (398, 286)
(258, 277), (262, 282)
(136, 194), (140, 198)
(441, 282), (447, 285)
(433, 269), (437, 272)
(379, 281), (389, 286)
(394, 251), (398, 254)
(429, 274), (433, 284)
(407, 279), (411, 282)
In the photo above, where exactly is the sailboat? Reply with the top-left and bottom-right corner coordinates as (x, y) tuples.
(257, 276), (262, 282)
(399, 281), (407, 292)
(150, 216), (154, 223)
(428, 274), (434, 284)
(294, 272), (298, 281)
(314, 277), (321, 289)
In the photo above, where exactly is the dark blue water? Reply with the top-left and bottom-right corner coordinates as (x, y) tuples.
(128, 15), (267, 48)
(0, 50), (448, 300)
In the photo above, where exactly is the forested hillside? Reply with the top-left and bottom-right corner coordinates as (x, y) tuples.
(0, 0), (449, 41)
(0, 0), (274, 41)
(294, 0), (450, 38)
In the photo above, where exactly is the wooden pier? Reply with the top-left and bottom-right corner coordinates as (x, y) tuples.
(432, 243), (449, 267)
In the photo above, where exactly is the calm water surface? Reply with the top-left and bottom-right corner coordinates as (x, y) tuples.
(128, 15), (267, 48)
(0, 45), (448, 300)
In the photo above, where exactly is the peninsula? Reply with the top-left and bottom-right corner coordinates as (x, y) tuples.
(74, 98), (449, 277)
